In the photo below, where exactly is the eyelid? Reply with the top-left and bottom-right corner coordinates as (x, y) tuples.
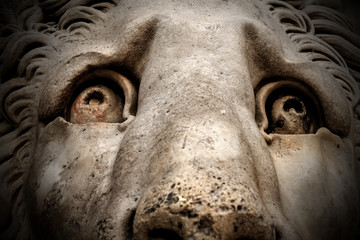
(64, 69), (137, 125)
(255, 78), (351, 137)
(255, 80), (322, 134)
(255, 78), (352, 138)
(70, 69), (138, 120)
(38, 17), (159, 123)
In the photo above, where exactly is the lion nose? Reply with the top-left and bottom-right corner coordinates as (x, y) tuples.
(132, 118), (277, 240)
(133, 174), (276, 240)
(130, 108), (279, 240)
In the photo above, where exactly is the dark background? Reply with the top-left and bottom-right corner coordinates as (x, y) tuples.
(343, 0), (360, 33)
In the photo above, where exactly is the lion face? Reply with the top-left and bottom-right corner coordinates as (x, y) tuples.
(0, 0), (359, 240)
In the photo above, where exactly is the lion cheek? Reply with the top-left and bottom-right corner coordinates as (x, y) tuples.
(27, 117), (124, 239)
(269, 127), (360, 240)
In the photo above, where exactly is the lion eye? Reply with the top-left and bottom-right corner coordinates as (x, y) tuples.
(267, 94), (312, 134)
(66, 69), (137, 124)
(255, 81), (322, 135)
(70, 85), (124, 124)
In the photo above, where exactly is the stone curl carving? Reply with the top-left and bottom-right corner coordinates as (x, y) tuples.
(0, 0), (359, 239)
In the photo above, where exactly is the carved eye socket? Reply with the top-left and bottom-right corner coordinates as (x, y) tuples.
(70, 85), (124, 124)
(256, 81), (322, 135)
(266, 93), (314, 134)
(66, 69), (137, 124)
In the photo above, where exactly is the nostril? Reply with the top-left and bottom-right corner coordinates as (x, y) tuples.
(148, 228), (182, 240)
(126, 209), (136, 239)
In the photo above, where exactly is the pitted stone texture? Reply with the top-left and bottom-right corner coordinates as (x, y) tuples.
(134, 176), (275, 240)
(0, 0), (359, 240)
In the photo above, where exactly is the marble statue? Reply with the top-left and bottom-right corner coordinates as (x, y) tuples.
(0, 0), (359, 239)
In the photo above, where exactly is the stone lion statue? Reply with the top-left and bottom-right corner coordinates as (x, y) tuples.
(0, 0), (359, 239)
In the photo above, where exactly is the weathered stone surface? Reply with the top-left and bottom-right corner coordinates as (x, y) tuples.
(0, 0), (359, 239)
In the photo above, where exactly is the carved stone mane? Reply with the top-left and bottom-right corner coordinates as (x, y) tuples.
(0, 0), (359, 239)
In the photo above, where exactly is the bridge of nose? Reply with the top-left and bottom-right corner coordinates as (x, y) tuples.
(133, 11), (278, 201)
(137, 6), (261, 111)
(117, 4), (284, 239)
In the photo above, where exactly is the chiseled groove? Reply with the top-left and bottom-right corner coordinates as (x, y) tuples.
(10, 185), (23, 209)
(0, 154), (13, 166)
